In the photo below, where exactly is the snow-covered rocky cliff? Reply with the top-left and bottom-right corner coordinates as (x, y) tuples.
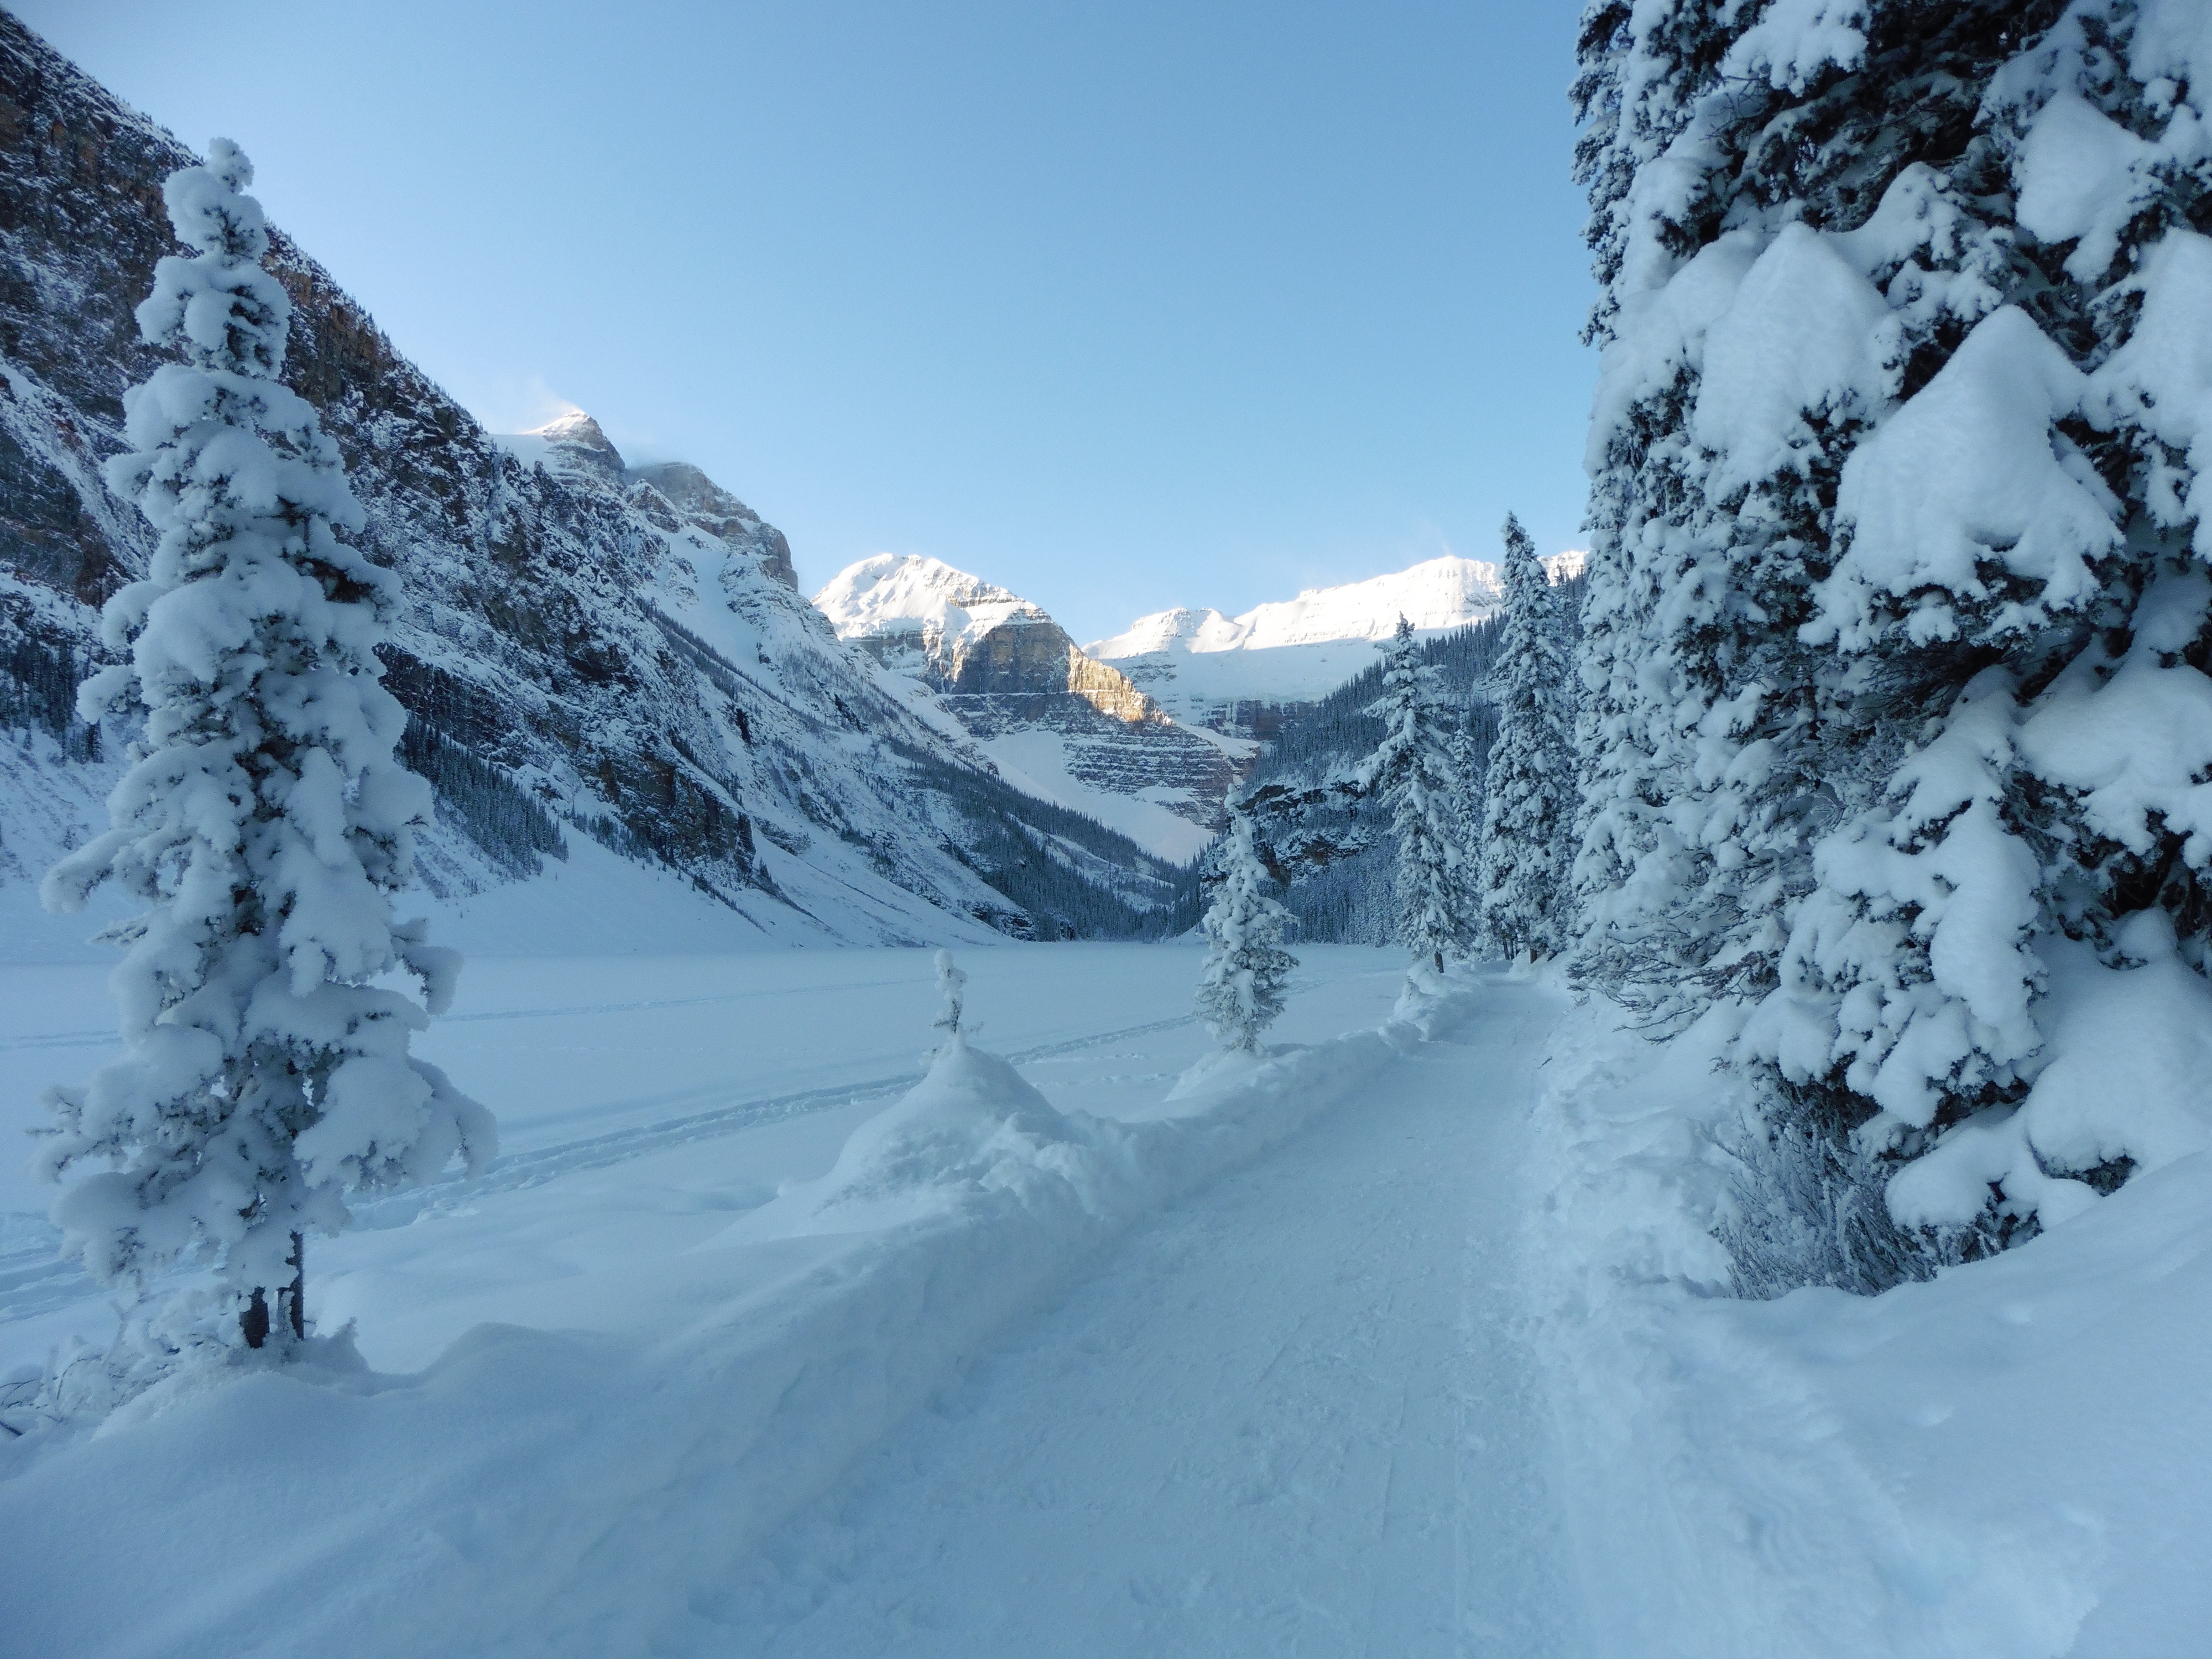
(497, 411), (802, 592)
(815, 555), (1241, 862)
(1088, 551), (1585, 733)
(0, 13), (1179, 950)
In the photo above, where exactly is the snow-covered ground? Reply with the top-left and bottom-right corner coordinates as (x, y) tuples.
(0, 943), (1430, 1656)
(973, 725), (1237, 863)
(2, 942), (2204, 1656)
(1526, 997), (2212, 1659)
(702, 972), (1576, 1657)
(0, 946), (1399, 1360)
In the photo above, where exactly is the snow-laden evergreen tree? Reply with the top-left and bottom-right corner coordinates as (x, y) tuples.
(1476, 514), (1578, 961)
(39, 142), (494, 1351)
(1449, 706), (1485, 864)
(1194, 801), (1298, 1052)
(1572, 0), (2212, 1288)
(1448, 703), (1488, 958)
(1363, 616), (1472, 976)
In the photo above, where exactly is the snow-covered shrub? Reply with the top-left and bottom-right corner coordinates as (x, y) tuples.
(1363, 616), (1474, 974)
(1572, 0), (2212, 1286)
(1194, 802), (1298, 1052)
(37, 142), (494, 1360)
(1476, 515), (1579, 960)
(755, 950), (1125, 1228)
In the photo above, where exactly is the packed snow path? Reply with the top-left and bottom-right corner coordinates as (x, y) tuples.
(696, 977), (1576, 1657)
(0, 950), (1587, 1656)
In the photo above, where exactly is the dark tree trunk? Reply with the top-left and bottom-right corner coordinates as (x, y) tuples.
(240, 1288), (270, 1349)
(239, 1233), (306, 1349)
(280, 1232), (306, 1341)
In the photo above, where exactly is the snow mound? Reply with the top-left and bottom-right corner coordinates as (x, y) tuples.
(721, 1030), (1133, 1240)
(1528, 982), (2212, 1657)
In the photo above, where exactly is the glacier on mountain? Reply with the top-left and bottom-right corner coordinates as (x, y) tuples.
(1087, 552), (1584, 732)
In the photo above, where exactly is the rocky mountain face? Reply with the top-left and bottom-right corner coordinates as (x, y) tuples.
(815, 555), (1242, 863)
(0, 12), (1180, 945)
(494, 412), (802, 593)
(1088, 552), (1588, 737)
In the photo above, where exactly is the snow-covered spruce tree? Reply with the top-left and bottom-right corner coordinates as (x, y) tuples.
(1476, 514), (1579, 961)
(1447, 701), (1490, 954)
(39, 142), (494, 1354)
(1449, 702), (1485, 868)
(1573, 0), (2212, 1288)
(1194, 801), (1298, 1052)
(1363, 616), (1472, 976)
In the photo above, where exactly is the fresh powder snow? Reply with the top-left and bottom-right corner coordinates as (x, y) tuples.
(8, 4), (2212, 1655)
(7, 935), (2206, 1655)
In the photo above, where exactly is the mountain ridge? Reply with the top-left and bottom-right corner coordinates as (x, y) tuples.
(1082, 552), (1584, 734)
(0, 12), (1180, 948)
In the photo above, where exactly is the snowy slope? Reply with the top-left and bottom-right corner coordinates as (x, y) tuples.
(1086, 552), (1585, 729)
(1526, 974), (2212, 1658)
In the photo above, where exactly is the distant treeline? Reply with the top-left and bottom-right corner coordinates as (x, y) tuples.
(1246, 580), (1584, 945)
(397, 718), (568, 876)
(894, 745), (1199, 940)
(0, 613), (101, 761)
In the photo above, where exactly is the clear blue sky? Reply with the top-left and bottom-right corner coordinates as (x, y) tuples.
(25, 1), (1596, 644)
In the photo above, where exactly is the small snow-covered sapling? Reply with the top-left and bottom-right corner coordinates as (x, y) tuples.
(933, 948), (968, 1043)
(1194, 800), (1297, 1053)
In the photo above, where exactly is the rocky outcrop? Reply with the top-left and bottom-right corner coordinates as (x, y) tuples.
(0, 12), (1179, 942)
(1064, 650), (1155, 723)
(816, 555), (1244, 861)
(816, 554), (1155, 710)
(627, 461), (797, 591)
(497, 413), (800, 592)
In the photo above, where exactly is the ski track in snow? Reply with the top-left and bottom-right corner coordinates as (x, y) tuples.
(0, 1013), (1206, 1327)
(690, 979), (1578, 1657)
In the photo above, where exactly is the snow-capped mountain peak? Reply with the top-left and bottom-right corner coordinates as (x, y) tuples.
(1086, 606), (1249, 659)
(812, 554), (1241, 862)
(813, 553), (1045, 657)
(494, 409), (626, 486)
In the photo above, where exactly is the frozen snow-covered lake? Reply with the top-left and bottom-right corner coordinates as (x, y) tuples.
(0, 945), (1406, 1370)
